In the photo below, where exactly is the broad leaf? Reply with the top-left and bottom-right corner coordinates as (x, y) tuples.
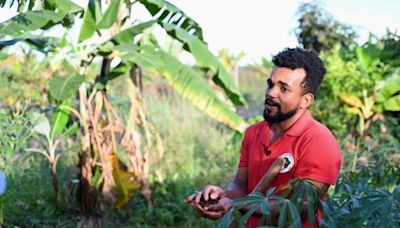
(50, 99), (72, 139)
(62, 123), (79, 137)
(0, 38), (47, 51)
(115, 45), (247, 131)
(0, 10), (67, 36)
(109, 154), (140, 209)
(339, 93), (363, 108)
(111, 20), (156, 44)
(383, 95), (400, 111)
(375, 70), (400, 102)
(79, 0), (97, 42)
(31, 112), (51, 139)
(46, 0), (82, 13)
(49, 75), (85, 101)
(162, 22), (247, 107)
(139, 0), (204, 41)
(96, 0), (121, 29)
(356, 46), (372, 71)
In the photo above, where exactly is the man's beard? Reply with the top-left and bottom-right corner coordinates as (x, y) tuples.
(263, 98), (298, 124)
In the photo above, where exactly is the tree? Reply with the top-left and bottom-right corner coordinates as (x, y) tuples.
(0, 0), (248, 212)
(295, 1), (357, 53)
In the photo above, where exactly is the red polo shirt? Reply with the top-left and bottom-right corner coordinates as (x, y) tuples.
(238, 110), (342, 227)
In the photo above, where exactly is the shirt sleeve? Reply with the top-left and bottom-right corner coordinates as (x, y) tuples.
(238, 128), (251, 167)
(294, 133), (342, 185)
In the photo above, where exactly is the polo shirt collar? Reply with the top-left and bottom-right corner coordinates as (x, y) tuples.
(285, 110), (312, 137)
(260, 110), (312, 147)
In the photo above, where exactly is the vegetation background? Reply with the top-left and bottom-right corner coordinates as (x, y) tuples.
(0, 0), (399, 227)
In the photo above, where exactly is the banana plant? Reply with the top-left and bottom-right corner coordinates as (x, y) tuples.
(340, 90), (375, 137)
(340, 69), (400, 137)
(26, 112), (67, 202)
(0, 0), (248, 212)
(374, 68), (400, 112)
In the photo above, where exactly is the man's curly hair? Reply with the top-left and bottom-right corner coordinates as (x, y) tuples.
(272, 47), (326, 96)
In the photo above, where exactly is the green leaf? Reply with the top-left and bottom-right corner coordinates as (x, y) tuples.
(278, 201), (288, 228)
(306, 186), (316, 227)
(47, 0), (82, 13)
(375, 70), (400, 102)
(287, 201), (301, 228)
(96, 0), (120, 29)
(49, 75), (85, 101)
(50, 99), (72, 139)
(79, 0), (97, 42)
(230, 196), (263, 207)
(116, 45), (247, 131)
(0, 10), (67, 36)
(356, 46), (372, 71)
(0, 38), (47, 51)
(383, 95), (400, 111)
(92, 166), (102, 190)
(62, 122), (79, 137)
(161, 22), (247, 107)
(31, 113), (51, 139)
(139, 0), (204, 41)
(217, 209), (233, 228)
(239, 201), (263, 226)
(111, 20), (156, 44)
(260, 198), (271, 214)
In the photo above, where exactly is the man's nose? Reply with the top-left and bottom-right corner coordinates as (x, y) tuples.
(266, 86), (278, 98)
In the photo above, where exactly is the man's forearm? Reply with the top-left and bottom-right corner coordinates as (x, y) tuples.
(223, 180), (248, 199)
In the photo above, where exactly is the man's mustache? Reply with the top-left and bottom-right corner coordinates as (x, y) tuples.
(264, 98), (281, 108)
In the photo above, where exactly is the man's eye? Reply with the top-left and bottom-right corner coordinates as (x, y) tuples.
(281, 87), (288, 92)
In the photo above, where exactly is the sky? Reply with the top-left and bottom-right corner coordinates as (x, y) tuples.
(0, 0), (399, 65)
(165, 0), (400, 64)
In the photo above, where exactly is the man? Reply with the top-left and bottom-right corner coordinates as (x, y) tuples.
(185, 47), (342, 227)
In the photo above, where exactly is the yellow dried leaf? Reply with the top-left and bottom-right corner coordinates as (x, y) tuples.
(109, 155), (140, 209)
(339, 94), (363, 108)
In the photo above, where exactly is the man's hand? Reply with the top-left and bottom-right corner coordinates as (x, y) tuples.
(185, 185), (229, 220)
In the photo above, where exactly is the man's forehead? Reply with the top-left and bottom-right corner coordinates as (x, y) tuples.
(268, 67), (306, 84)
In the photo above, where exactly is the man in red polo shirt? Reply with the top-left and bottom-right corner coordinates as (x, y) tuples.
(186, 47), (342, 227)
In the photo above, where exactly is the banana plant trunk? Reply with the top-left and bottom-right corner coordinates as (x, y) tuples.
(77, 83), (95, 213)
(50, 161), (61, 202)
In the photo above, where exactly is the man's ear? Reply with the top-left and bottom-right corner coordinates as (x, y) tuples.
(300, 93), (314, 109)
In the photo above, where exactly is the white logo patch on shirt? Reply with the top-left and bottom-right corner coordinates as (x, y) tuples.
(279, 153), (295, 173)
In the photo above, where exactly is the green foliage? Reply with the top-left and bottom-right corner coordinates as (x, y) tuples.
(0, 156), (77, 227)
(0, 52), (51, 106)
(311, 43), (389, 138)
(0, 108), (33, 173)
(375, 68), (400, 111)
(322, 164), (400, 227)
(49, 75), (85, 101)
(219, 179), (323, 228)
(114, 44), (246, 131)
(295, 1), (357, 52)
(50, 99), (72, 139)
